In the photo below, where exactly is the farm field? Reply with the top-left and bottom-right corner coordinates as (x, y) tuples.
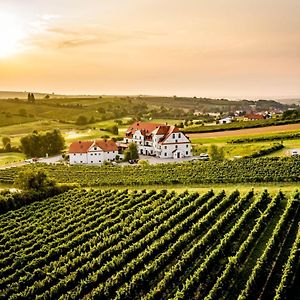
(188, 123), (300, 139)
(0, 157), (300, 187)
(0, 188), (299, 300)
(0, 153), (26, 166)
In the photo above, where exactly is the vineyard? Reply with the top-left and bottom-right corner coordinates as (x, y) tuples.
(0, 188), (299, 299)
(1, 157), (300, 186)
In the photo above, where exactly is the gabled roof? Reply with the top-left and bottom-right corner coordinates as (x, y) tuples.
(159, 126), (180, 144)
(69, 141), (93, 153)
(126, 121), (187, 144)
(126, 122), (161, 136)
(69, 139), (118, 153)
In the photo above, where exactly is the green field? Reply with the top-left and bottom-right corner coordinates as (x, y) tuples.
(0, 152), (26, 166)
(1, 157), (300, 187)
(0, 188), (299, 299)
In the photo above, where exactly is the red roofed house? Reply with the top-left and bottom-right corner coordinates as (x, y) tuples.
(69, 139), (119, 164)
(121, 122), (192, 159)
(244, 113), (264, 121)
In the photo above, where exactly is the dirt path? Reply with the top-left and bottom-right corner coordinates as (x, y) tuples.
(187, 123), (300, 139)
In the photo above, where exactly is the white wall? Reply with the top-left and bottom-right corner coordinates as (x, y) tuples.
(69, 150), (119, 165)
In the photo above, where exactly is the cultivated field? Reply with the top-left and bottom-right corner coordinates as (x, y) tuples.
(0, 189), (299, 299)
(188, 123), (300, 139)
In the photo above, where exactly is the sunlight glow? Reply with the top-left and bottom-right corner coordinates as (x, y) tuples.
(0, 13), (25, 58)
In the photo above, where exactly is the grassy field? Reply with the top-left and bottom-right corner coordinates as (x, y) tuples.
(0, 152), (26, 166)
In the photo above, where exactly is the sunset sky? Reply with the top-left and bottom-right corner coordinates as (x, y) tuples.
(0, 0), (299, 99)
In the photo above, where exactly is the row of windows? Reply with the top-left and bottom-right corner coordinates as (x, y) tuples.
(163, 150), (190, 157)
(172, 133), (181, 139)
(73, 151), (117, 156)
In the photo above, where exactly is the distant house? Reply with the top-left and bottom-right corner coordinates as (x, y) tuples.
(120, 122), (192, 159)
(69, 139), (119, 164)
(218, 117), (232, 124)
(244, 113), (264, 121)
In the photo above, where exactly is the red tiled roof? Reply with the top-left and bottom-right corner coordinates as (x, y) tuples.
(159, 126), (180, 144)
(245, 114), (264, 120)
(69, 141), (93, 153)
(95, 140), (118, 152)
(126, 122), (161, 136)
(69, 139), (117, 153)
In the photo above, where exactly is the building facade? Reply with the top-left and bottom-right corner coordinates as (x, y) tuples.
(121, 122), (192, 159)
(69, 140), (119, 165)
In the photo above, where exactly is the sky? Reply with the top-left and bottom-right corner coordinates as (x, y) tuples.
(0, 0), (299, 99)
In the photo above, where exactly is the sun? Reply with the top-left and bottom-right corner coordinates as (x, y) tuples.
(0, 13), (25, 58)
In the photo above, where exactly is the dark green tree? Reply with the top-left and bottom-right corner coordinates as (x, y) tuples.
(2, 137), (10, 148)
(124, 142), (139, 161)
(14, 169), (55, 191)
(75, 115), (88, 125)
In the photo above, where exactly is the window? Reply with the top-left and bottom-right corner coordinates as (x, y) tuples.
(179, 133), (181, 138)
(175, 145), (178, 149)
(186, 151), (189, 155)
(74, 154), (76, 156)
(186, 144), (189, 148)
(91, 161), (93, 163)
(172, 133), (175, 138)
(165, 146), (167, 149)
(175, 139), (178, 143)
(94, 147), (97, 150)
(91, 153), (93, 156)
(80, 153), (82, 156)
(164, 153), (167, 156)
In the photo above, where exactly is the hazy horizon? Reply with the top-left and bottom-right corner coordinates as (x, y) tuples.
(0, 0), (299, 99)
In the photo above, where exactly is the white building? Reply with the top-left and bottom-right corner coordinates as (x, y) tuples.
(120, 122), (192, 159)
(218, 117), (232, 124)
(69, 140), (119, 165)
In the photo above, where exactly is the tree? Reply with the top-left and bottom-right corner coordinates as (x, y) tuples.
(14, 169), (55, 191)
(124, 143), (139, 161)
(75, 115), (88, 125)
(20, 129), (65, 157)
(27, 93), (35, 103)
(2, 137), (10, 148)
(89, 116), (96, 124)
(209, 144), (225, 161)
(108, 125), (118, 135)
(44, 95), (50, 99)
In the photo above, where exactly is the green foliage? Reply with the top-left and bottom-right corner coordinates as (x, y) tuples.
(75, 115), (88, 125)
(20, 129), (65, 157)
(106, 125), (119, 135)
(0, 189), (298, 299)
(1, 157), (300, 187)
(14, 169), (55, 191)
(230, 132), (300, 143)
(124, 142), (139, 161)
(244, 143), (284, 158)
(282, 109), (300, 120)
(2, 137), (10, 148)
(209, 144), (225, 161)
(183, 118), (300, 134)
(27, 93), (35, 103)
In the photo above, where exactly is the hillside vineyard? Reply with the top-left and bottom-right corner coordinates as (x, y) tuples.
(0, 189), (299, 299)
(1, 157), (300, 187)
